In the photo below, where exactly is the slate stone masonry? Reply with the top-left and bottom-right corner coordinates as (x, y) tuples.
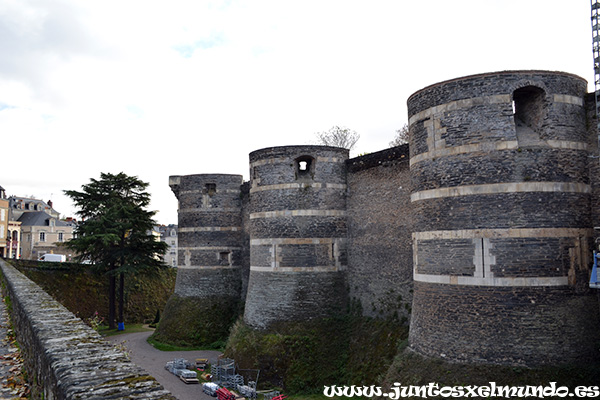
(408, 70), (600, 365)
(345, 145), (413, 319)
(244, 146), (350, 329)
(162, 69), (600, 367)
(169, 174), (244, 300)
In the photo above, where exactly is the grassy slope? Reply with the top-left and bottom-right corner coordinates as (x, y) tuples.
(225, 310), (408, 394)
(8, 259), (176, 324)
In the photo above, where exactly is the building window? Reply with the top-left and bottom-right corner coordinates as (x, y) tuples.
(39, 232), (46, 242)
(58, 232), (64, 242)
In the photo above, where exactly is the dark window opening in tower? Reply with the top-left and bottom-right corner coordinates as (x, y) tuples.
(219, 251), (231, 265)
(205, 183), (216, 196)
(295, 156), (315, 180)
(513, 86), (546, 146)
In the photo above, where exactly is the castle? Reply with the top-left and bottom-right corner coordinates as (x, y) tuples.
(158, 70), (600, 367)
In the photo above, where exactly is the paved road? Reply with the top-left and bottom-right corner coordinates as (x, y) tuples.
(106, 331), (222, 400)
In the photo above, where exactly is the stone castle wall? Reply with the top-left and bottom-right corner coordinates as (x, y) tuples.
(166, 146), (414, 332)
(165, 70), (600, 366)
(346, 146), (413, 319)
(408, 70), (600, 365)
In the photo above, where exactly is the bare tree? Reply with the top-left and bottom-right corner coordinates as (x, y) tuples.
(315, 126), (360, 150)
(389, 124), (409, 147)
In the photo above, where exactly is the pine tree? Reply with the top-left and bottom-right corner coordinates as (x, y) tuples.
(64, 172), (168, 329)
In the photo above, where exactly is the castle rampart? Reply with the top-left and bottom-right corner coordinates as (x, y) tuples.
(162, 70), (600, 367)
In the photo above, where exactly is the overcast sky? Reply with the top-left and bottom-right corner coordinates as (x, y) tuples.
(0, 0), (594, 224)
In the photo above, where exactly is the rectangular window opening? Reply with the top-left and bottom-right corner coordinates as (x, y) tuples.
(295, 156), (315, 180)
(219, 251), (231, 265)
(205, 183), (217, 196)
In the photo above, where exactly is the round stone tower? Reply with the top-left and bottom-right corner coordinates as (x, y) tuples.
(154, 174), (243, 346)
(243, 145), (349, 329)
(170, 174), (243, 297)
(407, 70), (600, 366)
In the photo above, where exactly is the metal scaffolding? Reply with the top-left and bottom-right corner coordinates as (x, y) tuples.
(590, 1), (600, 290)
(210, 358), (259, 398)
(211, 358), (236, 387)
(592, 1), (600, 136)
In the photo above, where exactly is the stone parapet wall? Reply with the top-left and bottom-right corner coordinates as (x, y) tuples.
(407, 70), (586, 120)
(346, 144), (409, 172)
(0, 259), (174, 400)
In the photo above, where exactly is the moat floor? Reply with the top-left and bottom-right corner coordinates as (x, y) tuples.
(106, 330), (222, 400)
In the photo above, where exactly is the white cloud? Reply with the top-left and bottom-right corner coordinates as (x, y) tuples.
(0, 0), (595, 224)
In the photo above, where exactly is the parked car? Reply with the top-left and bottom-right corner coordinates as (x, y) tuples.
(39, 254), (66, 262)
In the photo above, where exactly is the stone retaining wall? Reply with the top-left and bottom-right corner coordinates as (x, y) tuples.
(0, 259), (175, 400)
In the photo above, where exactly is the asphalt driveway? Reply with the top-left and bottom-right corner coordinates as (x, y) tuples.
(106, 331), (222, 400)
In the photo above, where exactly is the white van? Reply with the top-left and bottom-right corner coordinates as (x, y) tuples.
(39, 254), (66, 262)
